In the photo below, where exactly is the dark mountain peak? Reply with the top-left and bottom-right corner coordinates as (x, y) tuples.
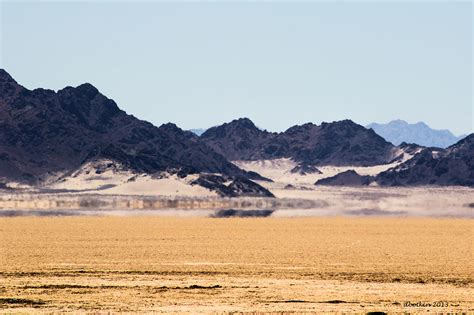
(156, 123), (200, 142)
(0, 69), (16, 83)
(56, 83), (121, 125)
(447, 133), (473, 153)
(0, 71), (267, 190)
(159, 122), (180, 131)
(232, 117), (257, 128)
(202, 117), (265, 139)
(224, 117), (260, 130)
(315, 170), (373, 186)
(158, 122), (190, 137)
(321, 119), (361, 129)
(464, 133), (474, 141)
(200, 118), (271, 160)
(75, 83), (99, 96)
(59, 82), (100, 100)
(318, 120), (389, 146)
(0, 69), (21, 98)
(201, 118), (394, 166)
(284, 122), (317, 135)
(452, 133), (473, 145)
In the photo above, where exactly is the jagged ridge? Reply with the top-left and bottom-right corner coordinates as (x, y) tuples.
(201, 118), (395, 166)
(0, 70), (266, 189)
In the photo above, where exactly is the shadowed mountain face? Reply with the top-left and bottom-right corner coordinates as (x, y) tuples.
(315, 170), (373, 186)
(367, 120), (465, 148)
(0, 70), (261, 184)
(376, 134), (474, 187)
(201, 118), (395, 166)
(200, 118), (275, 161)
(191, 174), (274, 198)
(315, 134), (474, 187)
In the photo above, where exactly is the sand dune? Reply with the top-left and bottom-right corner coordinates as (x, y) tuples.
(233, 157), (411, 186)
(41, 160), (216, 197)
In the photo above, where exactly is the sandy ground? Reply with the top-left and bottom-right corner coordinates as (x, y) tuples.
(39, 159), (217, 197)
(7, 157), (413, 197)
(0, 217), (472, 313)
(232, 158), (474, 218)
(233, 157), (408, 185)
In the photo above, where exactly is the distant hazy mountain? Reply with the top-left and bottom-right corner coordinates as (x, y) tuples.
(189, 128), (206, 136)
(367, 120), (464, 148)
(201, 118), (395, 166)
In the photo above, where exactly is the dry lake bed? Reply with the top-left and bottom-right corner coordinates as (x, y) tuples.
(1, 216), (473, 313)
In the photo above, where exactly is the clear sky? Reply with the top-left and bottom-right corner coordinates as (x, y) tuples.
(0, 1), (472, 135)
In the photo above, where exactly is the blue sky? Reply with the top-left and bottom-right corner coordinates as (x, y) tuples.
(0, 1), (472, 135)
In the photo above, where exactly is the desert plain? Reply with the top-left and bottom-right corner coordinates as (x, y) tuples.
(1, 215), (473, 313)
(0, 160), (473, 313)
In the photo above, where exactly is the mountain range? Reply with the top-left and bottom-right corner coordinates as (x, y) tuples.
(200, 118), (395, 167)
(316, 135), (474, 187)
(376, 134), (474, 186)
(0, 69), (271, 197)
(0, 69), (472, 191)
(367, 120), (466, 148)
(195, 119), (466, 149)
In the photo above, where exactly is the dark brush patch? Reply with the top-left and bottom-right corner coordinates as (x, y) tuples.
(160, 284), (221, 290)
(266, 299), (359, 304)
(0, 210), (83, 217)
(22, 284), (124, 290)
(0, 297), (46, 306)
(320, 300), (351, 304)
(212, 209), (274, 218)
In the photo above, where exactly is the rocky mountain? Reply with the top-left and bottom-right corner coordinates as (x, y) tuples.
(200, 118), (275, 160)
(0, 69), (270, 196)
(367, 120), (465, 148)
(315, 170), (373, 186)
(201, 118), (395, 166)
(290, 164), (322, 175)
(376, 134), (474, 187)
(191, 174), (274, 198)
(316, 134), (474, 187)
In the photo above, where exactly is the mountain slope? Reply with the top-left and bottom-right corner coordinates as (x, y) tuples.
(315, 170), (374, 186)
(201, 118), (275, 160)
(376, 134), (474, 186)
(315, 134), (474, 187)
(0, 69), (262, 186)
(367, 120), (464, 148)
(201, 118), (395, 166)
